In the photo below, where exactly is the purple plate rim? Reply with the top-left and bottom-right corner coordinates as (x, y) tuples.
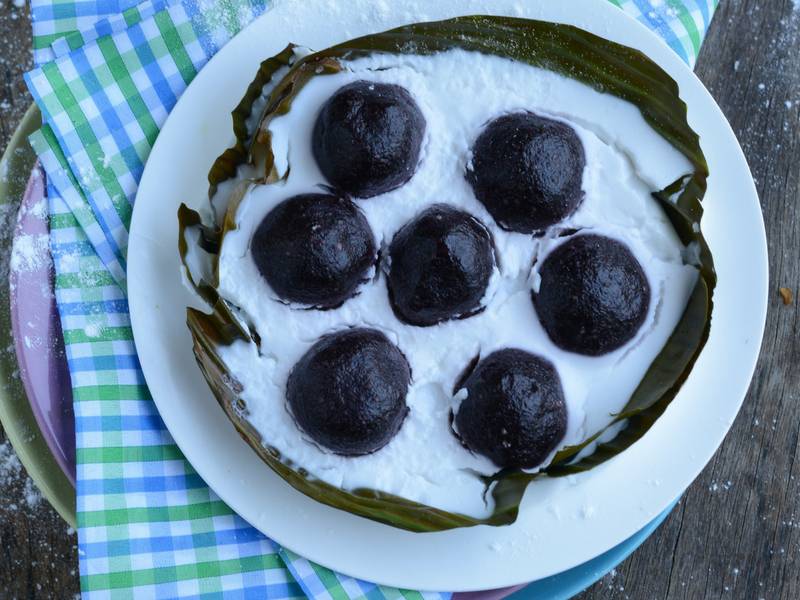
(9, 163), (76, 487)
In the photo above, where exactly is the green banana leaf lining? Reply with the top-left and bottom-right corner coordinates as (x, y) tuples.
(178, 16), (714, 532)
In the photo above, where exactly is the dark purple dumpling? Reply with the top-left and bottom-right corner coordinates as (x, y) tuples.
(533, 234), (651, 356)
(466, 112), (585, 233)
(251, 193), (376, 308)
(387, 204), (494, 327)
(312, 81), (426, 198)
(454, 349), (567, 470)
(286, 328), (411, 456)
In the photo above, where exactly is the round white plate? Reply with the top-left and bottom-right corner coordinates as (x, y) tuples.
(129, 0), (768, 591)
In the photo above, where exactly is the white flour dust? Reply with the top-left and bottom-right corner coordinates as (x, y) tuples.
(0, 441), (42, 508)
(10, 233), (50, 273)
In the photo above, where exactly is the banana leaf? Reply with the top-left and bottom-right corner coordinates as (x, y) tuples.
(178, 16), (714, 532)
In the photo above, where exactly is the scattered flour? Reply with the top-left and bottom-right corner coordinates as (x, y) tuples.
(708, 479), (734, 493)
(84, 322), (103, 338)
(0, 440), (22, 481)
(10, 233), (50, 273)
(28, 197), (48, 219)
(0, 441), (42, 509)
(23, 476), (42, 507)
(602, 567), (626, 595)
(57, 250), (79, 272)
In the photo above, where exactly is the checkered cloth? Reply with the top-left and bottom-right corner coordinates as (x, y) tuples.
(25, 0), (718, 597)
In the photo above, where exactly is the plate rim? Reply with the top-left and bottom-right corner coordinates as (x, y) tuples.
(508, 497), (678, 600)
(0, 103), (78, 528)
(128, 0), (768, 590)
(10, 160), (77, 487)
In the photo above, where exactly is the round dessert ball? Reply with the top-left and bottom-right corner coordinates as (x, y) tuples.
(387, 204), (495, 327)
(533, 234), (651, 356)
(251, 193), (376, 308)
(312, 80), (426, 198)
(286, 328), (411, 456)
(454, 349), (567, 470)
(466, 112), (585, 233)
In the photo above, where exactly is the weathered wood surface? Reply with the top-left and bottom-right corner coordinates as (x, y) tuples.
(0, 0), (798, 597)
(581, 0), (800, 598)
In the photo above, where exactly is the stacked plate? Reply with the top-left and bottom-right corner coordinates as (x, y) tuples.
(0, 105), (75, 527)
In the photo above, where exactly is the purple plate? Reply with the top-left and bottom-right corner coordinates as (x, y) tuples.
(9, 164), (76, 486)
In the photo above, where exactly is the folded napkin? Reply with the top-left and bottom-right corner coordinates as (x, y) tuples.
(25, 0), (717, 597)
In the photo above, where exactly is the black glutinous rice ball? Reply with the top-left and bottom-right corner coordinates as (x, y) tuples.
(387, 204), (495, 327)
(286, 328), (411, 456)
(466, 112), (585, 233)
(312, 80), (426, 198)
(454, 348), (567, 470)
(251, 193), (376, 309)
(533, 233), (651, 356)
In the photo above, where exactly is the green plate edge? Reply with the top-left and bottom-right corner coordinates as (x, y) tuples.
(0, 103), (77, 528)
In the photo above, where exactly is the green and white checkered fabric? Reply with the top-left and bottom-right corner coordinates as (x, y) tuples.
(25, 0), (718, 597)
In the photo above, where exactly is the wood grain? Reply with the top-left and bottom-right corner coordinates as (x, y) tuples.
(0, 0), (797, 598)
(581, 0), (800, 598)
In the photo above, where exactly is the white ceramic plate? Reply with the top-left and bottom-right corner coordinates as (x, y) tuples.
(128, 0), (768, 591)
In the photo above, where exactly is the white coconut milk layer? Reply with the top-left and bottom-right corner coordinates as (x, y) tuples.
(211, 49), (697, 518)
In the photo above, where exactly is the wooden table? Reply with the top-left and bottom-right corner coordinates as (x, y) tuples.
(1, 0), (798, 597)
